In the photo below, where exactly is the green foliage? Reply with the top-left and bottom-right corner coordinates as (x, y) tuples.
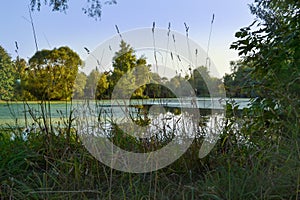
(0, 46), (16, 100)
(165, 75), (191, 96)
(96, 40), (151, 99)
(1, 1), (299, 199)
(93, 41), (223, 99)
(0, 42), (221, 101)
(27, 46), (82, 100)
(131, 57), (151, 98)
(223, 0), (300, 198)
(73, 72), (87, 99)
(231, 0), (300, 101)
(1, 100), (298, 199)
(95, 73), (109, 99)
(144, 73), (175, 98)
(223, 61), (259, 98)
(109, 40), (138, 86)
(230, 0), (300, 138)
(189, 67), (210, 97)
(84, 69), (101, 99)
(144, 65), (224, 99)
(189, 66), (223, 97)
(14, 58), (37, 101)
(29, 0), (117, 20)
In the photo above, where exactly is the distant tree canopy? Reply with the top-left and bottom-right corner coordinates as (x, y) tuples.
(0, 46), (16, 100)
(85, 69), (101, 99)
(26, 46), (82, 100)
(95, 40), (152, 99)
(73, 71), (87, 99)
(0, 41), (223, 101)
(91, 41), (223, 100)
(29, 0), (117, 20)
(223, 61), (260, 98)
(188, 66), (223, 97)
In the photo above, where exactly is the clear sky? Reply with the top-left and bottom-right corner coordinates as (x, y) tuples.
(0, 0), (254, 77)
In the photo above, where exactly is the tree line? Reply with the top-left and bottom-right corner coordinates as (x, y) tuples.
(0, 40), (227, 101)
(0, 45), (82, 101)
(1, 38), (269, 101)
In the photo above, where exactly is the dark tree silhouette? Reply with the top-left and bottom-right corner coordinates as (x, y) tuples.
(30, 0), (117, 20)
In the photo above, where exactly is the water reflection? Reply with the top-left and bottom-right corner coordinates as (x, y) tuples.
(75, 100), (224, 144)
(1, 99), (227, 145)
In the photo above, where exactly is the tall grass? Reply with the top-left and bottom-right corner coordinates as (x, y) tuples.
(0, 99), (299, 199)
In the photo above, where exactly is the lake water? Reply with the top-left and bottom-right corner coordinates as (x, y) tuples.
(0, 98), (250, 128)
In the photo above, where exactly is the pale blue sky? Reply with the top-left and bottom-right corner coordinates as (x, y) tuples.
(0, 0), (254, 77)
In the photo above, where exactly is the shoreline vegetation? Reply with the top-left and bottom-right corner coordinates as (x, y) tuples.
(0, 97), (298, 199)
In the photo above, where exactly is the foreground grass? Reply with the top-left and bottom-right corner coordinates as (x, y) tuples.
(0, 99), (299, 199)
(0, 123), (298, 200)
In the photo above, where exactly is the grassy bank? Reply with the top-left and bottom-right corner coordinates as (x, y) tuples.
(0, 101), (299, 199)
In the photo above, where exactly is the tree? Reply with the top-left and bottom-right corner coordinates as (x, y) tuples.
(106, 40), (151, 99)
(166, 75), (192, 97)
(27, 46), (82, 100)
(131, 57), (151, 98)
(223, 61), (259, 98)
(0, 46), (16, 100)
(109, 41), (137, 86)
(230, 0), (300, 131)
(96, 73), (109, 99)
(73, 72), (87, 99)
(14, 57), (36, 100)
(227, 2), (300, 197)
(85, 69), (101, 99)
(231, 0), (300, 101)
(230, 0), (300, 141)
(144, 72), (165, 98)
(29, 0), (117, 20)
(188, 67), (209, 97)
(188, 66), (223, 97)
